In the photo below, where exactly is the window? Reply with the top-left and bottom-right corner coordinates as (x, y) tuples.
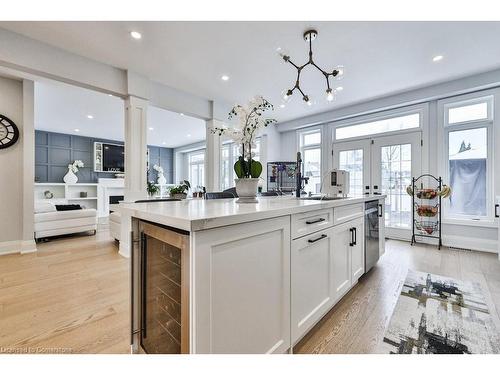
(335, 113), (420, 140)
(220, 138), (261, 191)
(188, 150), (205, 189)
(338, 149), (363, 196)
(299, 129), (321, 194)
(442, 95), (493, 220)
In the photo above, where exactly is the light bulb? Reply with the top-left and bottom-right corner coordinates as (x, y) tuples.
(302, 95), (314, 107)
(326, 89), (335, 102)
(334, 65), (345, 80)
(281, 89), (293, 103)
(276, 47), (291, 63)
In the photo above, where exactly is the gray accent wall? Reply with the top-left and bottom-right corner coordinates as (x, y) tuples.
(35, 130), (173, 183)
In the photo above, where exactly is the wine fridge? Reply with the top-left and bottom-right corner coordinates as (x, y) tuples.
(131, 219), (190, 354)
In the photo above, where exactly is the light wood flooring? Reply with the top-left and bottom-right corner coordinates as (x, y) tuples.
(1, 230), (500, 354)
(0, 225), (129, 354)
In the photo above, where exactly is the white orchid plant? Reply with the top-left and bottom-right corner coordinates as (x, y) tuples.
(68, 160), (84, 173)
(153, 164), (164, 174)
(211, 96), (277, 178)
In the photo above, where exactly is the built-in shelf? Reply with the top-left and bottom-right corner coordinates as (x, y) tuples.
(34, 183), (99, 210)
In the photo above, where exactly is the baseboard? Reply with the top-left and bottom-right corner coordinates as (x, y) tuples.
(0, 239), (37, 256)
(442, 234), (498, 253)
(388, 234), (498, 253)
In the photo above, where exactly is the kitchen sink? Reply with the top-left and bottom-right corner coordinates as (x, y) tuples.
(299, 196), (347, 201)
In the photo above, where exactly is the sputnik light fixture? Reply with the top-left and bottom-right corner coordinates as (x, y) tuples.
(279, 29), (344, 105)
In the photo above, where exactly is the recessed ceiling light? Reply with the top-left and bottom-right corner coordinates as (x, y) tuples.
(87, 114), (93, 119)
(74, 128), (80, 132)
(130, 31), (142, 40)
(432, 55), (444, 62)
(148, 127), (154, 130)
(108, 94), (113, 97)
(187, 134), (192, 137)
(180, 113), (185, 116)
(221, 75), (230, 81)
(162, 142), (166, 145)
(279, 104), (285, 108)
(336, 86), (343, 91)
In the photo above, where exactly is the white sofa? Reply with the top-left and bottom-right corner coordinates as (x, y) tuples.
(109, 211), (121, 241)
(34, 202), (98, 240)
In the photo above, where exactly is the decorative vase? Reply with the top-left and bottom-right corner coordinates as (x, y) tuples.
(63, 168), (78, 184)
(234, 178), (260, 203)
(157, 172), (167, 185)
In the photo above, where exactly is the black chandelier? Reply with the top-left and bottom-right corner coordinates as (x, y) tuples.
(279, 29), (344, 105)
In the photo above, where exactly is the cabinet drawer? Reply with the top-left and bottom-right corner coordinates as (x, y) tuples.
(333, 203), (364, 225)
(291, 208), (334, 239)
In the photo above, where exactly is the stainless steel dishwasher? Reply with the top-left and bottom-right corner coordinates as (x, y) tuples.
(364, 200), (380, 272)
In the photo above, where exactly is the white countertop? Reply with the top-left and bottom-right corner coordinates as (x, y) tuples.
(117, 195), (385, 232)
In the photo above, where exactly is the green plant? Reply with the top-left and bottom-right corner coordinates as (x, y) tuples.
(147, 181), (160, 196)
(211, 96), (276, 179)
(169, 180), (191, 195)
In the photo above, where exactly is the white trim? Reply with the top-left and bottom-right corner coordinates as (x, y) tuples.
(442, 234), (498, 253)
(0, 240), (37, 256)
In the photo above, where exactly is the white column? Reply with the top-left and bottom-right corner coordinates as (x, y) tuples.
(124, 95), (148, 202)
(22, 79), (36, 253)
(205, 119), (222, 192)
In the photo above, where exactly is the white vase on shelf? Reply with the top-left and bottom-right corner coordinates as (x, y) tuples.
(63, 168), (78, 184)
(157, 172), (167, 185)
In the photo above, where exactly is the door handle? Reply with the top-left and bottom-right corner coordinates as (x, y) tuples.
(308, 234), (328, 243)
(349, 228), (353, 247)
(140, 232), (147, 340)
(496, 204), (499, 218)
(378, 204), (383, 217)
(353, 227), (357, 246)
(306, 217), (326, 225)
(130, 231), (135, 346)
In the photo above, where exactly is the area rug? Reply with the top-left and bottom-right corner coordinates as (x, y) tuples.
(378, 270), (500, 354)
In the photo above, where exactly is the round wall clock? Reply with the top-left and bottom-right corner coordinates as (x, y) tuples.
(0, 114), (20, 149)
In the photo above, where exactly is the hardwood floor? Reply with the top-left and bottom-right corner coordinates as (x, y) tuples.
(294, 240), (500, 354)
(0, 225), (130, 354)
(1, 231), (499, 354)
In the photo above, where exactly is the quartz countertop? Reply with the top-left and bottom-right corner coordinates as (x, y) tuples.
(117, 195), (385, 232)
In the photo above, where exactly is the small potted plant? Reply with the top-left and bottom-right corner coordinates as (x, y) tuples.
(147, 181), (160, 197)
(169, 180), (191, 200)
(212, 96), (276, 203)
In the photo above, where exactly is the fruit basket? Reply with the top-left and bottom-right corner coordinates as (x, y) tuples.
(409, 174), (446, 250)
(416, 188), (438, 199)
(415, 203), (439, 217)
(415, 220), (439, 235)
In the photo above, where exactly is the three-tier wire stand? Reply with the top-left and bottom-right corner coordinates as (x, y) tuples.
(410, 174), (442, 250)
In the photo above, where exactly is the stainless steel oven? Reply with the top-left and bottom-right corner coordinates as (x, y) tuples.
(364, 200), (380, 273)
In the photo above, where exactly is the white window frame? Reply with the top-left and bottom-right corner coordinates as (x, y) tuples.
(332, 104), (426, 143)
(437, 92), (495, 225)
(297, 127), (323, 194)
(188, 149), (206, 189)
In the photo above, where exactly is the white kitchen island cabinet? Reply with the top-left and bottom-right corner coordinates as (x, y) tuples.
(121, 195), (384, 354)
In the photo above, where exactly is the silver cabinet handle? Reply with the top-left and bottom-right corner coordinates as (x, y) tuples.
(308, 234), (328, 243)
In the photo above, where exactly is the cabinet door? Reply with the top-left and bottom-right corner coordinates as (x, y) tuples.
(291, 227), (335, 344)
(350, 217), (365, 283)
(332, 221), (352, 302)
(192, 216), (290, 354)
(378, 198), (386, 257)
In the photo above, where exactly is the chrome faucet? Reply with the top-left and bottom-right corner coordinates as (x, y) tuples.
(295, 152), (309, 197)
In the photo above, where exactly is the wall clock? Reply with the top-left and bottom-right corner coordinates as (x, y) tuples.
(0, 114), (20, 149)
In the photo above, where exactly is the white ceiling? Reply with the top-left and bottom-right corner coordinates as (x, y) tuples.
(7, 22), (500, 123)
(34, 81), (206, 148)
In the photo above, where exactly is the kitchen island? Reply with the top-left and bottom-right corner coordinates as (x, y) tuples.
(118, 195), (385, 354)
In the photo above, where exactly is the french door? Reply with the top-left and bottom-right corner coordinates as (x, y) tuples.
(333, 132), (422, 239)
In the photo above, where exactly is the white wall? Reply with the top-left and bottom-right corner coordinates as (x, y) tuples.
(0, 75), (36, 255)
